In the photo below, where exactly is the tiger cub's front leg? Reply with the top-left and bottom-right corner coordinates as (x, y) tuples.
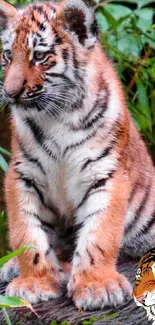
(3, 166), (66, 304)
(68, 170), (132, 310)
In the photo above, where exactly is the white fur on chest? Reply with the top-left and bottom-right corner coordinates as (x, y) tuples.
(12, 105), (118, 223)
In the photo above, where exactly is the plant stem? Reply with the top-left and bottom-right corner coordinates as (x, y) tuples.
(1, 308), (12, 325)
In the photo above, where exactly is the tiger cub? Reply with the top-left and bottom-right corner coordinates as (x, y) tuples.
(0, 0), (155, 311)
(133, 248), (155, 323)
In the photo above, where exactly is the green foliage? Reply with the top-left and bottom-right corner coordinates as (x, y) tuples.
(82, 313), (117, 325)
(94, 0), (155, 149)
(0, 147), (10, 172)
(0, 245), (37, 325)
(0, 244), (36, 266)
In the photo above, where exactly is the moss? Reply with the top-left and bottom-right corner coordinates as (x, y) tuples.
(82, 312), (117, 325)
(50, 321), (69, 325)
(103, 313), (117, 319)
(49, 312), (117, 325)
(82, 317), (99, 325)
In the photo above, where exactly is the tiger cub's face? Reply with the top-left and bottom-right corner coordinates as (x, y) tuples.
(133, 251), (155, 308)
(0, 0), (97, 116)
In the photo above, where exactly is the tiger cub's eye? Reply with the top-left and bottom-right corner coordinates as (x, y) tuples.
(34, 51), (47, 61)
(3, 50), (12, 62)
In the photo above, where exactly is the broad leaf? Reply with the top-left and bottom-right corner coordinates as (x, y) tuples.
(0, 154), (8, 172)
(0, 295), (37, 316)
(0, 147), (11, 157)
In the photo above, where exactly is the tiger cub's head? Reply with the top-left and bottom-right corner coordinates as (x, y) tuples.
(133, 248), (155, 308)
(0, 0), (98, 116)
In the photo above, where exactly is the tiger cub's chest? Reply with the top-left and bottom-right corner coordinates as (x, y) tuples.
(15, 112), (91, 216)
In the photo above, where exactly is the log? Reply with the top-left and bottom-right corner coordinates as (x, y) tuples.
(0, 261), (149, 325)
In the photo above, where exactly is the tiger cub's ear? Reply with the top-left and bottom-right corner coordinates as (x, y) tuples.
(59, 0), (98, 48)
(0, 0), (16, 29)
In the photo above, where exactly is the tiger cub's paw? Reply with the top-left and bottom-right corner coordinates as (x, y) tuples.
(68, 271), (132, 311)
(6, 271), (65, 304)
(0, 257), (19, 282)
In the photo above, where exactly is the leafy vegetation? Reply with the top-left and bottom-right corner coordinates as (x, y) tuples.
(94, 0), (155, 155)
(0, 246), (37, 325)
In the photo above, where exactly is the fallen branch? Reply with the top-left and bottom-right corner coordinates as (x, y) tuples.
(0, 261), (148, 325)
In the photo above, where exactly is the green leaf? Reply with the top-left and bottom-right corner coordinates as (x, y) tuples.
(137, 0), (155, 9)
(104, 4), (132, 20)
(117, 34), (141, 57)
(0, 154), (8, 172)
(98, 7), (117, 29)
(135, 8), (154, 32)
(0, 295), (38, 317)
(0, 245), (36, 267)
(1, 308), (12, 325)
(95, 12), (109, 32)
(137, 78), (152, 131)
(0, 295), (30, 308)
(0, 147), (11, 157)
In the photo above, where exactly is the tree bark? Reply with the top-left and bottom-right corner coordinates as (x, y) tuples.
(0, 261), (149, 325)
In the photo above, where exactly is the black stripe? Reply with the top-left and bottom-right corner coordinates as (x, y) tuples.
(52, 27), (63, 45)
(96, 245), (105, 256)
(125, 184), (151, 234)
(36, 6), (50, 22)
(75, 251), (81, 258)
(31, 13), (42, 29)
(83, 209), (102, 222)
(73, 87), (109, 131)
(45, 61), (56, 69)
(128, 181), (139, 203)
(18, 139), (46, 175)
(62, 49), (69, 71)
(141, 210), (155, 234)
(25, 117), (57, 159)
(20, 209), (54, 231)
(45, 72), (74, 85)
(17, 173), (32, 188)
(81, 145), (114, 171)
(86, 248), (94, 265)
(63, 122), (105, 156)
(81, 94), (109, 130)
(14, 161), (22, 167)
(62, 48), (69, 62)
(140, 247), (155, 265)
(39, 23), (46, 32)
(33, 38), (37, 47)
(93, 173), (114, 190)
(39, 42), (48, 47)
(17, 171), (59, 217)
(82, 106), (106, 130)
(76, 171), (114, 210)
(72, 48), (79, 79)
(33, 253), (40, 265)
(25, 117), (45, 144)
(137, 186), (151, 216)
(141, 256), (155, 266)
